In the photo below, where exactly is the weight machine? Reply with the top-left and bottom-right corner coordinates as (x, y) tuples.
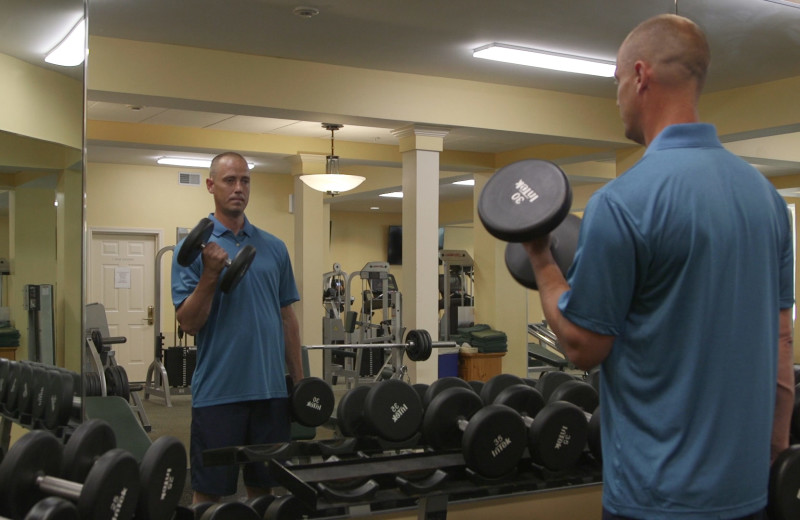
(144, 245), (193, 407)
(438, 250), (474, 341)
(322, 261), (405, 387)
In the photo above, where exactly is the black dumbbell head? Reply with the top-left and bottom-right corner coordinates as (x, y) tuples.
(177, 218), (214, 266)
(290, 377), (335, 428)
(423, 377), (473, 408)
(548, 379), (599, 412)
(62, 419), (117, 483)
(769, 445), (800, 520)
(529, 400), (588, 471)
(0, 430), (63, 518)
(364, 379), (423, 442)
(479, 373), (526, 406)
(79, 448), (140, 520)
(505, 213), (581, 290)
(462, 403), (528, 479)
(136, 436), (187, 520)
(537, 371), (576, 402)
(219, 244), (256, 293)
(422, 386), (483, 451)
(478, 159), (573, 243)
(336, 385), (371, 437)
(494, 383), (546, 418)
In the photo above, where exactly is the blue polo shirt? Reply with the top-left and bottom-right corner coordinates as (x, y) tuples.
(559, 124), (793, 519)
(172, 214), (300, 407)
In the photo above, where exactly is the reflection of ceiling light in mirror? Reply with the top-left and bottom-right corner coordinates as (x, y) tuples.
(370, 206), (380, 210)
(473, 43), (615, 77)
(452, 179), (475, 186)
(157, 157), (255, 169)
(379, 192), (403, 198)
(45, 18), (86, 66)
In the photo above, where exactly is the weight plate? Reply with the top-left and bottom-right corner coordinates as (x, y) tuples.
(91, 329), (105, 354)
(422, 377), (472, 409)
(44, 371), (75, 430)
(405, 329), (432, 362)
(136, 436), (187, 520)
(548, 379), (599, 412)
(504, 213), (581, 291)
(177, 218), (214, 267)
(115, 366), (131, 402)
(422, 386), (483, 450)
(105, 366), (119, 397)
(290, 377), (335, 427)
(494, 384), (546, 419)
(25, 496), (80, 520)
(199, 501), (260, 520)
(336, 385), (371, 437)
(62, 419), (117, 482)
(0, 430), (63, 518)
(478, 159), (573, 242)
(769, 445), (800, 520)
(363, 379), (423, 442)
(78, 448), (140, 520)
(479, 373), (526, 406)
(220, 244), (256, 293)
(529, 401), (588, 471)
(462, 403), (527, 479)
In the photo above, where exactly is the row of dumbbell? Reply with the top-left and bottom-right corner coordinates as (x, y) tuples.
(0, 418), (186, 520)
(333, 371), (601, 479)
(0, 358), (84, 432)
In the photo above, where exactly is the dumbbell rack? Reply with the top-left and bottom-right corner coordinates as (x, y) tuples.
(84, 334), (151, 431)
(204, 439), (602, 519)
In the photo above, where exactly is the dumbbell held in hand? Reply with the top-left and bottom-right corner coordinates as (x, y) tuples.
(177, 218), (256, 293)
(478, 159), (581, 290)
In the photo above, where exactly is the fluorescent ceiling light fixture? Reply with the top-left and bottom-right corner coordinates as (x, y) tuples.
(157, 157), (254, 169)
(299, 124), (366, 195)
(379, 192), (404, 198)
(45, 18), (86, 66)
(473, 43), (616, 77)
(370, 206), (380, 210)
(452, 179), (475, 186)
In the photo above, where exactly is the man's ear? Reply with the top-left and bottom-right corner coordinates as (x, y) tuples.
(206, 177), (214, 194)
(634, 60), (649, 93)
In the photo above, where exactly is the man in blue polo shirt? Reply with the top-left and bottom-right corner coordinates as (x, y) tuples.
(172, 151), (303, 504)
(523, 15), (794, 520)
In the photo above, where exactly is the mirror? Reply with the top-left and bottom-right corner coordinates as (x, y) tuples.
(0, 4), (85, 374)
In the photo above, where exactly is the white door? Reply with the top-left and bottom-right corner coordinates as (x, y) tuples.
(89, 232), (157, 382)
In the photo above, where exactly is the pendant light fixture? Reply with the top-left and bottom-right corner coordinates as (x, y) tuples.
(299, 123), (366, 195)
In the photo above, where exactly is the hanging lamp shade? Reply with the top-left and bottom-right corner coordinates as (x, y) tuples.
(299, 124), (366, 195)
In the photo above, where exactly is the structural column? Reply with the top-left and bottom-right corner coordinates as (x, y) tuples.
(291, 154), (329, 376)
(391, 125), (449, 384)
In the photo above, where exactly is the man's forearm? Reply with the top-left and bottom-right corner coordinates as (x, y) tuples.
(525, 241), (614, 370)
(282, 305), (303, 382)
(772, 308), (795, 462)
(175, 273), (218, 335)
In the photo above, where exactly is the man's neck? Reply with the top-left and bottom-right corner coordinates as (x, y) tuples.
(214, 211), (245, 234)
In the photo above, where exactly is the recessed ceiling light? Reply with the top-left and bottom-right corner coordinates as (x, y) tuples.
(452, 179), (475, 186)
(293, 6), (320, 18)
(370, 206), (380, 210)
(379, 192), (403, 198)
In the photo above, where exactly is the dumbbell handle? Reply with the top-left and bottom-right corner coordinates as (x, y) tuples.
(35, 475), (82, 501)
(200, 242), (234, 267)
(305, 340), (456, 350)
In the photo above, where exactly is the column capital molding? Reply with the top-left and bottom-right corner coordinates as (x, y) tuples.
(288, 153), (327, 175)
(391, 124), (450, 153)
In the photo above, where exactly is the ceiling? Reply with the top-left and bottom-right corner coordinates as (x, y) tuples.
(3, 0), (800, 212)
